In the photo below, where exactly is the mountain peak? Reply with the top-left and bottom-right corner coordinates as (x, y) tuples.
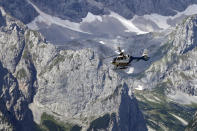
(173, 14), (197, 54)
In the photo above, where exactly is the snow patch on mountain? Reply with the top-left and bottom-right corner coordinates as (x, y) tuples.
(27, 0), (89, 34)
(132, 4), (197, 32)
(126, 67), (134, 74)
(82, 12), (102, 23)
(27, 0), (197, 37)
(109, 12), (148, 34)
(170, 113), (188, 126)
(141, 14), (170, 29)
(168, 91), (197, 104)
(0, 7), (6, 16)
(146, 97), (160, 103)
(135, 85), (144, 91)
(99, 40), (105, 45)
(181, 4), (197, 15)
(27, 0), (147, 35)
(153, 96), (161, 102)
(147, 126), (156, 131)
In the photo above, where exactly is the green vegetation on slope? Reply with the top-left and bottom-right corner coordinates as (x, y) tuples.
(186, 114), (197, 131)
(135, 83), (197, 131)
(48, 55), (65, 71)
(36, 112), (81, 131)
(87, 113), (111, 131)
(16, 68), (27, 79)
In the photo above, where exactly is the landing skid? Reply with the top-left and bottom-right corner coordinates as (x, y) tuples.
(113, 66), (128, 70)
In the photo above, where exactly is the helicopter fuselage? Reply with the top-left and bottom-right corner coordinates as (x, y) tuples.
(111, 55), (149, 69)
(108, 47), (149, 69)
(111, 55), (131, 67)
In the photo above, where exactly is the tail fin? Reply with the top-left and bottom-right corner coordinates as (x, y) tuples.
(142, 49), (148, 57)
(142, 49), (150, 61)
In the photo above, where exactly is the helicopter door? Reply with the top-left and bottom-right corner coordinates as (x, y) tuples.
(116, 57), (129, 63)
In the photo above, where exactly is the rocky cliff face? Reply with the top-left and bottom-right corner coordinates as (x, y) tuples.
(30, 0), (197, 22)
(31, 0), (107, 22)
(132, 15), (197, 96)
(0, 7), (40, 131)
(186, 112), (197, 131)
(0, 111), (13, 131)
(0, 0), (38, 24)
(94, 0), (197, 18)
(0, 7), (147, 131)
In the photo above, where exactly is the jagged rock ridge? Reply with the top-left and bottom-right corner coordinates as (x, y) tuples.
(132, 15), (197, 96)
(27, 0), (197, 22)
(0, 7), (147, 131)
(186, 112), (197, 131)
(0, 0), (38, 24)
(1, 0), (197, 23)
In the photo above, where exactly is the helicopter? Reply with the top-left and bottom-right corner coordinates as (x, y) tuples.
(105, 47), (150, 69)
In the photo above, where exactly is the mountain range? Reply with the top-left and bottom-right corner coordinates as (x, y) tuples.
(1, 0), (197, 131)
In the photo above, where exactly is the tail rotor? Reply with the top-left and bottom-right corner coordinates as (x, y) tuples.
(142, 49), (150, 61)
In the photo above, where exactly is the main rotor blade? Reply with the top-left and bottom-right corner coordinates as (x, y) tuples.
(103, 54), (118, 59)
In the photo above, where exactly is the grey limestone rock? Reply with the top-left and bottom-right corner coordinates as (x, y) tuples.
(0, 0), (39, 24)
(133, 15), (197, 96)
(0, 7), (147, 131)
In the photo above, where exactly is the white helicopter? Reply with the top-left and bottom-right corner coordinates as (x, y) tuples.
(105, 47), (149, 69)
